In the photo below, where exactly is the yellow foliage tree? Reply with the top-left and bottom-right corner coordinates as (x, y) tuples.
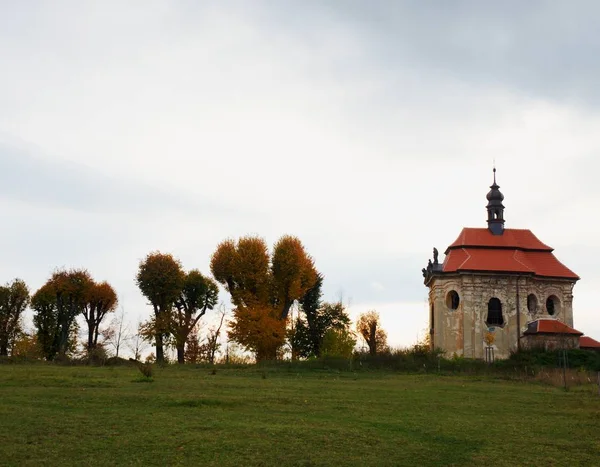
(211, 235), (317, 361)
(356, 310), (388, 356)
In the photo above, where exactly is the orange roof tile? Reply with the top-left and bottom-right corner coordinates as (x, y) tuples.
(580, 336), (600, 349)
(442, 248), (578, 279)
(523, 319), (583, 336)
(440, 228), (579, 280)
(447, 228), (552, 251)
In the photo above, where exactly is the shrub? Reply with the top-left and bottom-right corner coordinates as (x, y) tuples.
(137, 363), (153, 379)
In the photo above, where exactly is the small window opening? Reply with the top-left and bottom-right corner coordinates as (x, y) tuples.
(446, 290), (460, 310)
(546, 296), (560, 315)
(527, 294), (538, 313)
(486, 298), (504, 326)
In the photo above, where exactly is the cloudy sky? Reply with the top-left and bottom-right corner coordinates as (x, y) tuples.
(1, 1), (599, 353)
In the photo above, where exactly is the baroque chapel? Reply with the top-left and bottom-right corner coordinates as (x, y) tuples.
(423, 170), (581, 359)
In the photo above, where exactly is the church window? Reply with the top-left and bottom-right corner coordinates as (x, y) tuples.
(486, 298), (504, 326)
(527, 294), (538, 313)
(446, 290), (460, 310)
(546, 295), (560, 316)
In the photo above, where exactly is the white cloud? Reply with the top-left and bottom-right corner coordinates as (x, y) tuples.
(1, 1), (599, 347)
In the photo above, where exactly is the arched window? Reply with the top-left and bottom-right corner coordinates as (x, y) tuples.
(546, 295), (560, 315)
(486, 298), (504, 326)
(527, 294), (538, 313)
(446, 290), (460, 310)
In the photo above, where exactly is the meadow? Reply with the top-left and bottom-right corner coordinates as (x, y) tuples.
(0, 364), (598, 466)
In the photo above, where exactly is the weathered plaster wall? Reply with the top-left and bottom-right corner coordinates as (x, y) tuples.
(522, 334), (580, 351)
(428, 273), (576, 359)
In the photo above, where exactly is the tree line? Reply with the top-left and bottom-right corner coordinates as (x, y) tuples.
(0, 234), (388, 363)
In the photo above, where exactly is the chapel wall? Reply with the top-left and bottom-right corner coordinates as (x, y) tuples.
(428, 274), (576, 360)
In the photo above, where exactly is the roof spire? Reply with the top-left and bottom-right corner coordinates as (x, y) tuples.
(486, 167), (505, 235)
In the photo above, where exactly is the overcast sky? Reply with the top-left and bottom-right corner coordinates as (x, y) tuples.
(1, 1), (599, 352)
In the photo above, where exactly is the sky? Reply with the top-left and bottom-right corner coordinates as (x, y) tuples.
(1, 1), (599, 355)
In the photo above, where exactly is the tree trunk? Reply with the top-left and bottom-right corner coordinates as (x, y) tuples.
(58, 322), (70, 359)
(176, 345), (185, 364)
(87, 323), (95, 350)
(155, 333), (164, 363)
(0, 344), (8, 357)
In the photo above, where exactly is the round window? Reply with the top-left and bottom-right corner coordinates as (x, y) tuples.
(446, 290), (460, 310)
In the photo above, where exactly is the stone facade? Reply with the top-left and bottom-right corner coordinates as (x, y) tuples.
(428, 273), (575, 359)
(521, 334), (580, 351)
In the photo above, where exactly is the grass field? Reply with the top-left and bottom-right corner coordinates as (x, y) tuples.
(0, 364), (598, 466)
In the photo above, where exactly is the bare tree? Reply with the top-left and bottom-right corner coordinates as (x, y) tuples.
(127, 321), (149, 362)
(184, 306), (227, 364)
(101, 305), (130, 358)
(205, 306), (227, 364)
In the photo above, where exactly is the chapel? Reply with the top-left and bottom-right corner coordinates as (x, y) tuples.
(423, 169), (581, 359)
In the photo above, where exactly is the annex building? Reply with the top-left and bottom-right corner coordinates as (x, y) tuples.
(423, 169), (592, 359)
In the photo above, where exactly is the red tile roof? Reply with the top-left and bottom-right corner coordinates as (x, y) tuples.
(441, 228), (579, 280)
(523, 319), (583, 336)
(580, 336), (600, 349)
(447, 228), (552, 251)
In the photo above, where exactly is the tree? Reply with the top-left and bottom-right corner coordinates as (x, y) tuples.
(184, 325), (203, 364)
(31, 269), (93, 360)
(289, 272), (353, 358)
(101, 306), (130, 358)
(0, 278), (30, 356)
(206, 307), (226, 364)
(356, 310), (388, 356)
(172, 270), (219, 363)
(31, 278), (82, 361)
(31, 282), (60, 360)
(136, 252), (185, 364)
(127, 321), (149, 362)
(321, 328), (356, 358)
(290, 299), (352, 359)
(11, 333), (41, 359)
(210, 235), (317, 361)
(82, 281), (118, 351)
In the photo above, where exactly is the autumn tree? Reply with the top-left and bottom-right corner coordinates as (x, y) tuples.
(11, 333), (41, 359)
(82, 281), (118, 351)
(172, 270), (219, 363)
(31, 269), (93, 360)
(211, 235), (317, 361)
(0, 278), (30, 356)
(136, 252), (185, 364)
(356, 310), (388, 356)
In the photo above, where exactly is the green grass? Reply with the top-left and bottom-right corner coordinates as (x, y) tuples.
(0, 364), (598, 466)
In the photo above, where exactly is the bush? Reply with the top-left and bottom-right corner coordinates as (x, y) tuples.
(505, 348), (600, 372)
(137, 363), (153, 379)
